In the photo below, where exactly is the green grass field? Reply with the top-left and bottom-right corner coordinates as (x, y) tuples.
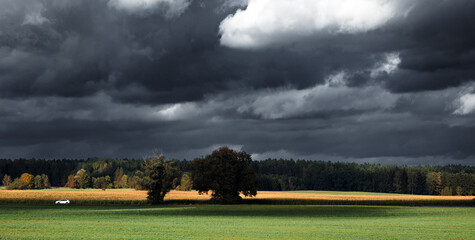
(1, 204), (474, 239)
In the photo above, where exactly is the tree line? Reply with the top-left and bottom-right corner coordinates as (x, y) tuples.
(2, 173), (50, 190)
(252, 159), (475, 196)
(1, 153), (474, 196)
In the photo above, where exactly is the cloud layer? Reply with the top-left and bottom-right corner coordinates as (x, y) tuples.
(0, 0), (474, 165)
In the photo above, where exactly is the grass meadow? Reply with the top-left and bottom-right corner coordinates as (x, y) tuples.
(0, 189), (474, 239)
(1, 204), (474, 239)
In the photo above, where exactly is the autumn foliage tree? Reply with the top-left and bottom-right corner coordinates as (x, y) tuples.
(120, 175), (129, 188)
(75, 169), (90, 189)
(5, 173), (50, 190)
(6, 173), (34, 189)
(20, 173), (34, 189)
(143, 154), (179, 204)
(64, 174), (77, 188)
(41, 174), (51, 188)
(2, 174), (12, 187)
(176, 173), (193, 191)
(192, 147), (257, 203)
(113, 167), (125, 188)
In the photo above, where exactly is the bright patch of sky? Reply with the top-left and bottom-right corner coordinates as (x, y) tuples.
(219, 0), (408, 48)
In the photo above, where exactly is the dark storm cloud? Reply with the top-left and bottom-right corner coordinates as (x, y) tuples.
(0, 0), (115, 98)
(381, 0), (475, 92)
(1, 0), (474, 101)
(0, 0), (242, 102)
(0, 0), (387, 103)
(0, 0), (474, 165)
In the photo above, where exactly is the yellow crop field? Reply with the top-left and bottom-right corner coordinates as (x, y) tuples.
(252, 191), (475, 202)
(0, 188), (473, 204)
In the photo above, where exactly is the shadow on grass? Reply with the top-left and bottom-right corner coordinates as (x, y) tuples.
(103, 205), (403, 218)
(0, 204), (405, 218)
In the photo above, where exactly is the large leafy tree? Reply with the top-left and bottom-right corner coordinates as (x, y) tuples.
(75, 169), (90, 189)
(19, 173), (34, 189)
(143, 155), (179, 204)
(34, 175), (44, 189)
(192, 147), (257, 203)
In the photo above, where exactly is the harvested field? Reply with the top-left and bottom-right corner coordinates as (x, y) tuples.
(253, 191), (475, 201)
(0, 188), (149, 202)
(0, 188), (473, 206)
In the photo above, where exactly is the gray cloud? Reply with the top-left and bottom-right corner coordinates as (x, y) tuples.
(108, 0), (192, 18)
(0, 0), (474, 165)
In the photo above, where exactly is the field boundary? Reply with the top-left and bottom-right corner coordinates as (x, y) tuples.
(0, 198), (473, 206)
(241, 198), (475, 206)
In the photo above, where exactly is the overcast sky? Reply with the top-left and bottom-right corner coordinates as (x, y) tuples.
(0, 0), (474, 165)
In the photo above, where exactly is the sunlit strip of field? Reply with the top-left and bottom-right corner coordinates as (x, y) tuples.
(0, 189), (473, 204)
(283, 190), (412, 195)
(253, 191), (475, 202)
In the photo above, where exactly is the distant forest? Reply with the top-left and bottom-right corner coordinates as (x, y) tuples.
(1, 158), (474, 196)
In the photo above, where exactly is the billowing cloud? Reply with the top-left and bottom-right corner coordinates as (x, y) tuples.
(219, 0), (409, 48)
(454, 93), (475, 115)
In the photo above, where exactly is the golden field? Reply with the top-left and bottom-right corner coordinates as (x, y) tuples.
(0, 188), (473, 203)
(254, 191), (475, 201)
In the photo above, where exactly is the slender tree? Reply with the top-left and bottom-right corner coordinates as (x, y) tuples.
(65, 174), (77, 188)
(177, 173), (193, 191)
(143, 154), (179, 204)
(393, 170), (402, 193)
(407, 169), (417, 194)
(426, 172), (442, 195)
(114, 167), (125, 188)
(120, 175), (129, 188)
(2, 174), (12, 187)
(41, 174), (51, 189)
